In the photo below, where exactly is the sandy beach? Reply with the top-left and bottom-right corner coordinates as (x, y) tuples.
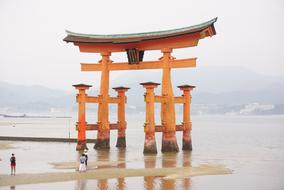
(49, 160), (126, 170)
(0, 164), (231, 187)
(0, 141), (15, 150)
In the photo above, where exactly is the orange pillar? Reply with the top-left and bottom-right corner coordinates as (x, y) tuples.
(140, 82), (159, 154)
(160, 48), (179, 153)
(73, 84), (92, 150)
(178, 85), (195, 151)
(113, 86), (130, 148)
(95, 52), (111, 149)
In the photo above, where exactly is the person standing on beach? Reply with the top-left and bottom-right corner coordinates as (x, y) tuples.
(79, 154), (86, 172)
(84, 148), (88, 166)
(10, 153), (16, 175)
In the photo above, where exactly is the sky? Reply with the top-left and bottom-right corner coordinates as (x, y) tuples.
(0, 0), (284, 91)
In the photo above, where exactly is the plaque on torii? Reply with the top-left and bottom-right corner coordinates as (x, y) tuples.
(64, 18), (217, 152)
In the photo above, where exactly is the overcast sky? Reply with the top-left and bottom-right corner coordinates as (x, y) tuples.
(0, 0), (283, 91)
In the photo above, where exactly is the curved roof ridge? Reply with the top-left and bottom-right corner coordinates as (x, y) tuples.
(65, 17), (217, 39)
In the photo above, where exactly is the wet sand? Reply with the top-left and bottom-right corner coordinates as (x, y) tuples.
(49, 160), (125, 170)
(0, 164), (231, 187)
(0, 141), (14, 149)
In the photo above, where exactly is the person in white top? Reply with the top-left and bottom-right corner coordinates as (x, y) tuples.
(79, 154), (86, 172)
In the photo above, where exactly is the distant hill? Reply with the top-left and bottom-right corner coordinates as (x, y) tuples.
(111, 65), (284, 93)
(111, 65), (284, 106)
(0, 81), (74, 113)
(0, 66), (283, 115)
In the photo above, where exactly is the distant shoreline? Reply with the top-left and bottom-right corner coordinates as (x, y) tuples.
(0, 136), (96, 143)
(0, 114), (72, 119)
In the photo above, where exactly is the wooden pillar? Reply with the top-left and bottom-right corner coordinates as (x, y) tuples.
(95, 52), (111, 149)
(178, 85), (195, 151)
(161, 48), (179, 153)
(140, 82), (159, 154)
(73, 84), (92, 150)
(113, 86), (130, 148)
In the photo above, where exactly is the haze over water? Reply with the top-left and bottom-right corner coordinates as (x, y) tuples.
(0, 114), (284, 189)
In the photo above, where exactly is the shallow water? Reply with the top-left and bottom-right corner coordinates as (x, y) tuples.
(0, 115), (284, 189)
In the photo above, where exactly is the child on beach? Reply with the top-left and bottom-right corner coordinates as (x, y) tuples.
(10, 153), (16, 175)
(79, 154), (86, 172)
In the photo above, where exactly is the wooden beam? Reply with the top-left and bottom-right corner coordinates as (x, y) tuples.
(76, 123), (119, 131)
(110, 60), (163, 70)
(81, 58), (196, 72)
(85, 96), (99, 103)
(155, 124), (184, 132)
(81, 63), (102, 71)
(174, 97), (185, 104)
(154, 96), (163, 103)
(109, 97), (119, 104)
(83, 96), (119, 104)
(170, 58), (196, 68)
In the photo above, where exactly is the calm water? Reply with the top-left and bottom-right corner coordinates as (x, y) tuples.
(0, 114), (284, 190)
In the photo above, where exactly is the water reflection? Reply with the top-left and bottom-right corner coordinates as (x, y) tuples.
(75, 149), (192, 190)
(143, 152), (192, 190)
(144, 154), (156, 190)
(75, 179), (87, 190)
(97, 150), (110, 190)
(117, 149), (126, 190)
(182, 152), (192, 190)
(161, 153), (177, 190)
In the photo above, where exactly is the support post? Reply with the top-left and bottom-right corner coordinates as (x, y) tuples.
(140, 82), (159, 154)
(160, 48), (179, 153)
(113, 86), (130, 148)
(178, 85), (195, 151)
(73, 84), (92, 150)
(95, 52), (111, 149)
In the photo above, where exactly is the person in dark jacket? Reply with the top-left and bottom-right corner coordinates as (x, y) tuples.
(10, 153), (16, 175)
(84, 148), (88, 166)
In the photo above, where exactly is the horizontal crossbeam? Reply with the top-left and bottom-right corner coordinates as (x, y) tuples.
(77, 123), (185, 131)
(76, 123), (119, 131)
(155, 124), (184, 132)
(153, 96), (184, 103)
(86, 96), (99, 103)
(81, 58), (196, 71)
(77, 96), (120, 104)
(174, 97), (185, 104)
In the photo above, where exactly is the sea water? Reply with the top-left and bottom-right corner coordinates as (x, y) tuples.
(0, 114), (284, 190)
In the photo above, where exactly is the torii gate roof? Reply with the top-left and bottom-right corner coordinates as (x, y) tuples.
(63, 17), (217, 52)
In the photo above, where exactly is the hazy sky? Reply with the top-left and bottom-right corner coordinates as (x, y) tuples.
(0, 0), (283, 91)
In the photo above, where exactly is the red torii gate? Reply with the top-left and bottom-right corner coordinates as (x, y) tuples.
(64, 18), (217, 153)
